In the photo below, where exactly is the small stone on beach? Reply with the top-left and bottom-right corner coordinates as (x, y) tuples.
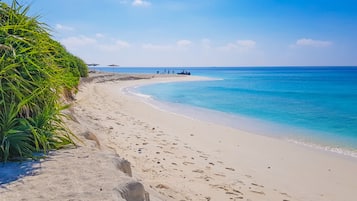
(156, 184), (169, 189)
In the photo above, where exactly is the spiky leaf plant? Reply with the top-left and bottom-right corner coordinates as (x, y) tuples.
(0, 0), (87, 161)
(0, 101), (34, 161)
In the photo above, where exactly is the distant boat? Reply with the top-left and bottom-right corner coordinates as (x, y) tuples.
(87, 63), (99, 66)
(177, 70), (191, 75)
(108, 64), (119, 67)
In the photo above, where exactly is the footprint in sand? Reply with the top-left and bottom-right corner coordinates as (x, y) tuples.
(163, 150), (173, 154)
(183, 161), (195, 165)
(211, 185), (245, 200)
(184, 146), (192, 150)
(203, 176), (212, 182)
(155, 184), (169, 189)
(250, 190), (265, 195)
(192, 169), (204, 173)
(251, 183), (264, 188)
(138, 148), (143, 154)
(225, 167), (235, 171)
(214, 173), (226, 177)
(280, 192), (292, 198)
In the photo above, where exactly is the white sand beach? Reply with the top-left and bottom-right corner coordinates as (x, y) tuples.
(1, 72), (357, 201)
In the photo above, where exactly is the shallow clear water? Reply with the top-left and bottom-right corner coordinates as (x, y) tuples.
(93, 66), (357, 156)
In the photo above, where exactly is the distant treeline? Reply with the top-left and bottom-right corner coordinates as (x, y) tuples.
(0, 1), (88, 161)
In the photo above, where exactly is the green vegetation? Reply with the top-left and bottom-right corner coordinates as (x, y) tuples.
(0, 1), (88, 161)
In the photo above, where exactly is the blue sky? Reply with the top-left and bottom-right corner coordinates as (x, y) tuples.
(5, 0), (357, 66)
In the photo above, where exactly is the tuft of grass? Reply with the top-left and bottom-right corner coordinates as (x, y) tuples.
(0, 101), (34, 161)
(0, 0), (87, 162)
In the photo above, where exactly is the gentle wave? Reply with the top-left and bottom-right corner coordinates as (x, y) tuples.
(124, 86), (152, 99)
(286, 139), (357, 159)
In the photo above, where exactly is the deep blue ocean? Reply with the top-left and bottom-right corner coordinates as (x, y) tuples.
(91, 67), (357, 157)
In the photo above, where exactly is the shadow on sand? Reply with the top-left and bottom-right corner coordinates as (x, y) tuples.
(0, 160), (41, 187)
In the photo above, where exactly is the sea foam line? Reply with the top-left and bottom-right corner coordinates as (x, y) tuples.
(286, 139), (357, 159)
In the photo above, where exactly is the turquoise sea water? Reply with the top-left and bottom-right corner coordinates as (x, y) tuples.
(92, 67), (357, 157)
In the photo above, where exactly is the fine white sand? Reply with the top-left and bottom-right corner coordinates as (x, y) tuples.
(1, 72), (357, 201)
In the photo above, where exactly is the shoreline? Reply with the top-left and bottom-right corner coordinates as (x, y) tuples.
(128, 78), (357, 160)
(83, 72), (357, 200)
(1, 72), (357, 201)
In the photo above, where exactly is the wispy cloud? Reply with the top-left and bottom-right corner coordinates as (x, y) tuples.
(61, 34), (131, 53)
(142, 40), (192, 51)
(61, 36), (96, 50)
(201, 38), (212, 49)
(176, 39), (192, 48)
(142, 43), (172, 50)
(294, 38), (332, 48)
(218, 39), (256, 51)
(95, 33), (105, 38)
(236, 40), (256, 48)
(115, 40), (131, 48)
(132, 0), (151, 7)
(55, 24), (74, 32)
(98, 40), (131, 52)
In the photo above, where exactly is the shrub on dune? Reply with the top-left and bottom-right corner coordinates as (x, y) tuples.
(0, 1), (87, 161)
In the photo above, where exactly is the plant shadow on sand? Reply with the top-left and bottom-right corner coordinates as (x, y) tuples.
(0, 160), (41, 187)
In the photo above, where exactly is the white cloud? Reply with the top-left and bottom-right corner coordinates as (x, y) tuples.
(55, 24), (74, 32)
(218, 43), (238, 51)
(61, 36), (96, 50)
(142, 40), (192, 51)
(61, 34), (131, 53)
(176, 39), (192, 48)
(95, 33), (105, 38)
(116, 40), (131, 48)
(218, 39), (257, 51)
(295, 38), (332, 48)
(142, 43), (172, 50)
(236, 40), (256, 48)
(132, 0), (151, 7)
(201, 38), (212, 49)
(97, 40), (131, 52)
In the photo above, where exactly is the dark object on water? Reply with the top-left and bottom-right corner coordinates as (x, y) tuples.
(177, 70), (191, 75)
(87, 63), (99, 66)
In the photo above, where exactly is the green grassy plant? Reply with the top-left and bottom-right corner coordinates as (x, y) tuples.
(0, 0), (87, 161)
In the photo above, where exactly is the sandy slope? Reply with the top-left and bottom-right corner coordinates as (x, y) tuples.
(1, 72), (357, 201)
